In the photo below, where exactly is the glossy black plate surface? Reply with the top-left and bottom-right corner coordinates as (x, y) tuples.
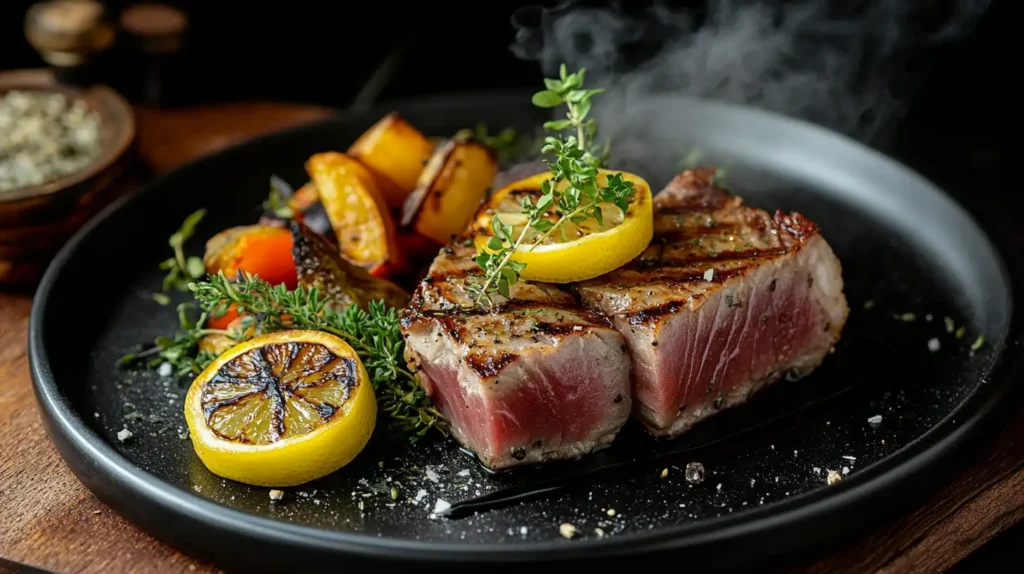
(29, 92), (1020, 571)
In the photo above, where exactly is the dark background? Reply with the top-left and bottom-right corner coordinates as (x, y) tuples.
(1, 0), (1018, 218)
(1, 0), (1021, 570)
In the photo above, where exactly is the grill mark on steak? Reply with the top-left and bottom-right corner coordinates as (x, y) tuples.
(466, 351), (518, 378)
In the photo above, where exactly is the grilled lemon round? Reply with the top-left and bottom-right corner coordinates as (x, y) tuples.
(184, 330), (376, 487)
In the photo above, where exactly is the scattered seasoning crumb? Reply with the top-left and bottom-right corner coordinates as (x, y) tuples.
(93, 412), (100, 418)
(520, 526), (528, 535)
(704, 268), (715, 281)
(559, 523), (577, 539)
(812, 467), (821, 475)
(970, 335), (985, 353)
(269, 489), (284, 501)
(660, 468), (668, 478)
(868, 415), (883, 426)
(750, 478), (756, 486)
(607, 508), (616, 517)
(827, 470), (842, 485)
(955, 326), (966, 339)
(92, 510), (101, 515)
(716, 483), (722, 492)
(842, 466), (850, 475)
(899, 312), (916, 322)
(358, 500), (365, 511)
(157, 362), (173, 377)
(882, 439), (886, 445)
(944, 316), (955, 333)
(594, 527), (605, 537)
(928, 338), (941, 352)
(433, 499), (451, 514)
(178, 430), (189, 440)
(685, 462), (705, 484)
(415, 489), (428, 503)
(457, 469), (470, 477)
(863, 300), (875, 310)
(116, 428), (133, 442)
(425, 468), (440, 483)
(842, 455), (857, 461)
(925, 313), (933, 322)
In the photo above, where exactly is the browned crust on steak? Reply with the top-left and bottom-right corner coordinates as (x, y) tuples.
(400, 241), (620, 381)
(573, 167), (826, 324)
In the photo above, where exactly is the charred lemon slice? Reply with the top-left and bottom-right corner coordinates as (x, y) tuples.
(184, 330), (376, 487)
(472, 169), (653, 283)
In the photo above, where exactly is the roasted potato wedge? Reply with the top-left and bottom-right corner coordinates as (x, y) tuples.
(203, 224), (298, 289)
(288, 181), (320, 213)
(400, 139), (498, 245)
(305, 151), (406, 275)
(347, 112), (435, 207)
(290, 220), (409, 311)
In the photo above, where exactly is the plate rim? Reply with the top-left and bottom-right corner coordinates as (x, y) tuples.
(27, 90), (1022, 565)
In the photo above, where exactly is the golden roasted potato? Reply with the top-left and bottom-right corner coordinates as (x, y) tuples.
(401, 140), (498, 245)
(305, 152), (406, 275)
(347, 112), (435, 208)
(287, 181), (319, 213)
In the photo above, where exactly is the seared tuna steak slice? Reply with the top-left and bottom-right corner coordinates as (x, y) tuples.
(574, 168), (849, 436)
(400, 242), (632, 470)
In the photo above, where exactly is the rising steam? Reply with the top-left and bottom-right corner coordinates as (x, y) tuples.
(510, 0), (990, 146)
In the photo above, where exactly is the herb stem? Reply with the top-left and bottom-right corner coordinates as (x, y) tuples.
(526, 202), (591, 252)
(474, 226), (535, 306)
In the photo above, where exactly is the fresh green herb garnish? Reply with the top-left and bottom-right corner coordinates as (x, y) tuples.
(118, 302), (223, 376)
(454, 123), (540, 165)
(124, 272), (445, 438)
(468, 65), (636, 308)
(263, 175), (295, 219)
(157, 209), (207, 298)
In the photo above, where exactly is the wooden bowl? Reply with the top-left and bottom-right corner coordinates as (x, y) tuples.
(0, 69), (135, 288)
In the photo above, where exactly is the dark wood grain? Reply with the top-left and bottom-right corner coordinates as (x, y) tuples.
(0, 100), (1021, 573)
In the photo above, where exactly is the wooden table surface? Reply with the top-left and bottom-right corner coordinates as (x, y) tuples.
(1, 101), (1022, 574)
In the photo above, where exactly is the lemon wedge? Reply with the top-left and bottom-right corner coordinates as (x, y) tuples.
(184, 330), (376, 487)
(472, 169), (654, 283)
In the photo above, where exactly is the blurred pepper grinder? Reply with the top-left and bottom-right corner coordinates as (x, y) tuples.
(24, 0), (116, 86)
(117, 2), (192, 107)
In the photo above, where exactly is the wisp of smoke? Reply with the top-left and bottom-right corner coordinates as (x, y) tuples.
(510, 0), (991, 147)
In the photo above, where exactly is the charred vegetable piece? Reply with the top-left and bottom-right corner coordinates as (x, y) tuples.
(305, 152), (406, 277)
(281, 182), (333, 236)
(401, 139), (498, 245)
(203, 225), (298, 289)
(290, 220), (409, 312)
(347, 112), (435, 207)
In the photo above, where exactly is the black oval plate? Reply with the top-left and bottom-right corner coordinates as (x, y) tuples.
(29, 92), (1021, 571)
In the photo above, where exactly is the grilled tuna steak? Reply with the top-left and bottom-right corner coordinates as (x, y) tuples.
(574, 168), (849, 436)
(400, 241), (632, 470)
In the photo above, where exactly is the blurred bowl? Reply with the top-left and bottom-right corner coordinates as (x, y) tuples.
(0, 69), (135, 288)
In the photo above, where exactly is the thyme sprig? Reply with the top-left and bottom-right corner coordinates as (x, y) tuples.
(155, 209), (207, 303)
(118, 302), (223, 376)
(468, 65), (636, 308)
(125, 272), (445, 438)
